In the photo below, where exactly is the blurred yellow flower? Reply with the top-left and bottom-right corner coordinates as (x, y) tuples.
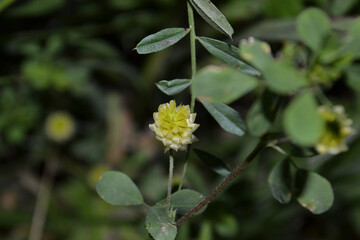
(45, 111), (75, 142)
(315, 105), (355, 155)
(149, 100), (199, 152)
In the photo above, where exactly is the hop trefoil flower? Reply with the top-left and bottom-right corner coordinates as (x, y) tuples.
(149, 100), (199, 153)
(315, 105), (355, 155)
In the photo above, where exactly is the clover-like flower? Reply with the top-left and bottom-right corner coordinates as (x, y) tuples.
(45, 111), (75, 142)
(315, 105), (355, 155)
(149, 100), (199, 152)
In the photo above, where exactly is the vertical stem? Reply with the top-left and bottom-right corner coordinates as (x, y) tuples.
(166, 153), (175, 214)
(28, 155), (58, 240)
(187, 1), (196, 113)
(178, 150), (190, 191)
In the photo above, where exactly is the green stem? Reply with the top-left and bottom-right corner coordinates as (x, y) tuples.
(177, 2), (197, 192)
(187, 1), (196, 113)
(178, 149), (190, 191)
(166, 153), (174, 214)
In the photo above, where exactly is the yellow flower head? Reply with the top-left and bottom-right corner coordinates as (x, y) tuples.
(45, 111), (75, 142)
(315, 105), (355, 155)
(149, 100), (199, 152)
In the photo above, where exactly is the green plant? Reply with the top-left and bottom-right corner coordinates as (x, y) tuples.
(95, 2), (359, 240)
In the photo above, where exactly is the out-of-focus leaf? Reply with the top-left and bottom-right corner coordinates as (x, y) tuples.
(198, 37), (260, 76)
(145, 207), (177, 240)
(296, 8), (331, 52)
(268, 158), (295, 204)
(221, 0), (263, 22)
(239, 38), (273, 72)
(8, 0), (65, 16)
(277, 143), (318, 158)
(346, 64), (360, 94)
(170, 189), (205, 214)
(247, 100), (271, 137)
(200, 99), (246, 137)
(214, 214), (238, 238)
(96, 171), (143, 206)
(284, 92), (324, 146)
(192, 66), (258, 104)
(263, 61), (308, 94)
(242, 20), (298, 41)
(198, 221), (212, 240)
(193, 149), (231, 176)
(0, 0), (16, 13)
(330, 0), (357, 16)
(295, 170), (334, 214)
(339, 18), (360, 59)
(265, 0), (303, 19)
(189, 0), (234, 39)
(136, 28), (190, 54)
(156, 79), (191, 96)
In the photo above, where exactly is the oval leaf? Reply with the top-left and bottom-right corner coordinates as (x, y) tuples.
(268, 158), (296, 204)
(192, 66), (258, 104)
(296, 8), (331, 52)
(156, 79), (192, 96)
(295, 170), (334, 214)
(96, 171), (143, 206)
(136, 28), (190, 54)
(193, 149), (231, 176)
(145, 207), (177, 240)
(263, 61), (308, 94)
(247, 100), (271, 137)
(198, 37), (260, 76)
(170, 189), (205, 214)
(200, 99), (246, 136)
(239, 38), (273, 71)
(284, 92), (324, 146)
(189, 0), (234, 38)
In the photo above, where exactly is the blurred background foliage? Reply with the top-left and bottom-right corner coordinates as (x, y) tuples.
(0, 0), (360, 239)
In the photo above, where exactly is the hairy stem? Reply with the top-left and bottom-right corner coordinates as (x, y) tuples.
(176, 135), (268, 226)
(187, 1), (196, 113)
(167, 153), (175, 214)
(176, 96), (284, 226)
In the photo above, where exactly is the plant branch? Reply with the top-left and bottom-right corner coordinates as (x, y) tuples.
(176, 96), (284, 226)
(175, 135), (269, 226)
(187, 1), (196, 113)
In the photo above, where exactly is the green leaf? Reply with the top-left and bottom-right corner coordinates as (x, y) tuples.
(156, 79), (192, 96)
(239, 38), (273, 71)
(96, 171), (143, 206)
(198, 37), (260, 76)
(295, 170), (334, 214)
(189, 0), (234, 39)
(284, 92), (324, 146)
(277, 143), (318, 158)
(200, 99), (246, 136)
(170, 189), (205, 214)
(339, 18), (360, 59)
(192, 66), (258, 104)
(268, 158), (295, 204)
(193, 149), (231, 176)
(247, 100), (271, 137)
(263, 61), (308, 94)
(0, 0), (16, 13)
(136, 28), (190, 54)
(145, 207), (177, 240)
(346, 64), (360, 94)
(296, 8), (331, 52)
